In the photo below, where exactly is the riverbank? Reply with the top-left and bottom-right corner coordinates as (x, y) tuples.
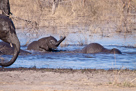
(0, 68), (136, 91)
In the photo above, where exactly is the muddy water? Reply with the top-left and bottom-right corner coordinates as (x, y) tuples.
(5, 45), (135, 70)
(0, 31), (136, 70)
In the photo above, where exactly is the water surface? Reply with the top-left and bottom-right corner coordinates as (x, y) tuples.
(0, 44), (135, 70)
(0, 31), (136, 70)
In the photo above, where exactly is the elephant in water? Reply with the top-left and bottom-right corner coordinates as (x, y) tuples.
(0, 14), (20, 67)
(27, 36), (66, 52)
(81, 43), (122, 54)
(0, 42), (31, 55)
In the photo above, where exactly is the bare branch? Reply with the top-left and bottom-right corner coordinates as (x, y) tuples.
(52, 0), (59, 14)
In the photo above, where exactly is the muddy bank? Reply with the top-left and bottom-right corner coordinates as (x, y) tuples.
(0, 68), (136, 91)
(0, 67), (135, 72)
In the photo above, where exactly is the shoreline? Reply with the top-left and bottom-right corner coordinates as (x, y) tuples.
(0, 67), (135, 72)
(0, 67), (136, 91)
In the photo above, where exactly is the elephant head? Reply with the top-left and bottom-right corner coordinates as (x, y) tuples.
(110, 48), (122, 54)
(0, 14), (20, 67)
(39, 36), (66, 51)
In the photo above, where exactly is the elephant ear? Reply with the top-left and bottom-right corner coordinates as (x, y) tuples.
(37, 38), (49, 51)
(39, 44), (49, 51)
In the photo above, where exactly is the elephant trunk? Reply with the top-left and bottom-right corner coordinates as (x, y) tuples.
(56, 36), (66, 47)
(0, 34), (20, 67)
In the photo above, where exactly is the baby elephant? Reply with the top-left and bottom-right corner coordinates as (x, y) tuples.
(27, 36), (66, 52)
(82, 43), (122, 54)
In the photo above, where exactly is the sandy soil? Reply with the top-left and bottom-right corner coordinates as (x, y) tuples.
(0, 68), (136, 91)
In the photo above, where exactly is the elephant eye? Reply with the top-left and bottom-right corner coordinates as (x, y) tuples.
(50, 40), (55, 44)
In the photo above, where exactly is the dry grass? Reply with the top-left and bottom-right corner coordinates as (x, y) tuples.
(8, 0), (136, 44)
(107, 70), (136, 87)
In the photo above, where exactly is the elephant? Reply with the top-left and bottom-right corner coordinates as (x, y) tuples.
(0, 14), (20, 67)
(27, 36), (66, 52)
(81, 43), (122, 54)
(0, 42), (31, 55)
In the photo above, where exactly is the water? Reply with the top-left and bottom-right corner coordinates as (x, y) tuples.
(0, 31), (136, 70)
(0, 44), (135, 70)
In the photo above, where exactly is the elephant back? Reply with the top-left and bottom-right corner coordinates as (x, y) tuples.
(82, 43), (104, 53)
(38, 36), (57, 43)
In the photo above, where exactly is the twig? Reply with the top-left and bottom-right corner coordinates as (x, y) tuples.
(130, 77), (136, 83)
